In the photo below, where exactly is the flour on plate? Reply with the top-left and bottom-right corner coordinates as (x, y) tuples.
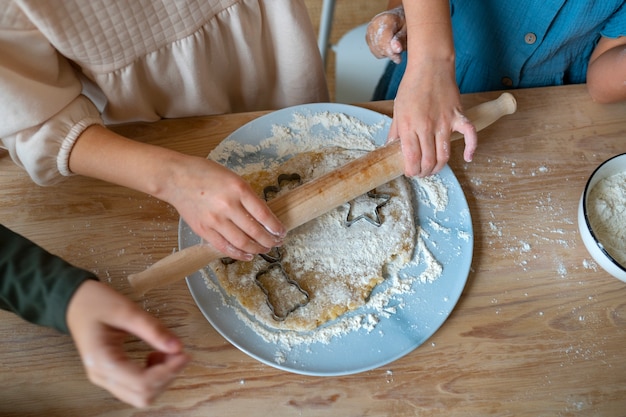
(203, 110), (449, 355)
(209, 148), (416, 331)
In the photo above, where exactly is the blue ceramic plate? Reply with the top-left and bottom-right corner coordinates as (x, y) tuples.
(180, 103), (472, 376)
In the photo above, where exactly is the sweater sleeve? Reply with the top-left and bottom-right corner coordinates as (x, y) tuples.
(0, 4), (103, 186)
(0, 225), (97, 334)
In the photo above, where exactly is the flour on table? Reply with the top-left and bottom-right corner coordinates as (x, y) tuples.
(202, 109), (450, 353)
(586, 171), (626, 266)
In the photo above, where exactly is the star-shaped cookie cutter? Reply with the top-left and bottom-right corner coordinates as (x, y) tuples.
(344, 189), (391, 227)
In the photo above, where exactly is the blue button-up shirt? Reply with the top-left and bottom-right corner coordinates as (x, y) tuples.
(374, 0), (626, 99)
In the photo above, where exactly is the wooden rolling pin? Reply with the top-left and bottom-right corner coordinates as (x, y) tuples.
(128, 93), (517, 294)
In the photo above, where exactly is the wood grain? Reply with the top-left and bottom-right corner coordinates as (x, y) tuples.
(2, 84), (626, 416)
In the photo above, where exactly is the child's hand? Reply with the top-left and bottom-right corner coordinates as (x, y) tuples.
(366, 6), (407, 64)
(390, 62), (477, 177)
(66, 280), (190, 408)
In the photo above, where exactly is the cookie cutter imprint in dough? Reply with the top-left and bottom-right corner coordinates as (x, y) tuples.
(220, 173), (394, 321)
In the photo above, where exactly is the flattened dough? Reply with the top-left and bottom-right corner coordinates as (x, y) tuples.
(209, 147), (416, 331)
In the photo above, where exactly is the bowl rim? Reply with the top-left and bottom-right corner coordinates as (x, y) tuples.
(581, 152), (626, 275)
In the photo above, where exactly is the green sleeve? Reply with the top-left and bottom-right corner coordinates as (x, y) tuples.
(0, 224), (97, 334)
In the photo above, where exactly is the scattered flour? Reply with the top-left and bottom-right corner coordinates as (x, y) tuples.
(210, 149), (416, 331)
(201, 109), (452, 354)
(200, 228), (441, 351)
(582, 258), (598, 271)
(209, 110), (383, 173)
(479, 175), (577, 274)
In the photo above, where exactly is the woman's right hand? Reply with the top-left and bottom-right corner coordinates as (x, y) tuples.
(366, 5), (407, 64)
(163, 156), (285, 261)
(69, 125), (285, 262)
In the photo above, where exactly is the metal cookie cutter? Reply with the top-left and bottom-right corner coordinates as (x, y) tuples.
(263, 173), (302, 201)
(344, 189), (391, 227)
(259, 246), (282, 263)
(259, 173), (309, 320)
(255, 263), (310, 321)
(222, 173), (309, 321)
(223, 245), (309, 321)
(219, 242), (283, 266)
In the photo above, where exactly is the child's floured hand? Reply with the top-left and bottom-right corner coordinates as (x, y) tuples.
(66, 280), (190, 408)
(366, 6), (407, 64)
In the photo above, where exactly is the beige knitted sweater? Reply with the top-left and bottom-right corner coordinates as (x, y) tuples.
(0, 0), (329, 184)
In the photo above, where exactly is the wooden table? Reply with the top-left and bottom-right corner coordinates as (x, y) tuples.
(1, 84), (626, 416)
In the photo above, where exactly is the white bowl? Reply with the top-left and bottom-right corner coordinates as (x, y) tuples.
(578, 153), (626, 282)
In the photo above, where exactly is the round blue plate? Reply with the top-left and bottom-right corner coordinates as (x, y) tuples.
(180, 103), (472, 376)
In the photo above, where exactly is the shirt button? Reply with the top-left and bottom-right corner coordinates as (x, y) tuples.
(501, 77), (513, 87)
(525, 32), (537, 44)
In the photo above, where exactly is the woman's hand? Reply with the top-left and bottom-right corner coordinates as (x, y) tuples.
(70, 125), (286, 262)
(66, 280), (190, 408)
(163, 156), (286, 261)
(366, 6), (407, 64)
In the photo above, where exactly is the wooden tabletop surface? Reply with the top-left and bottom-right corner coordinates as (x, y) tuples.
(1, 84), (626, 417)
